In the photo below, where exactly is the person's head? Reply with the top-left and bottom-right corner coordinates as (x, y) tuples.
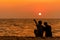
(44, 22), (48, 25)
(38, 20), (42, 25)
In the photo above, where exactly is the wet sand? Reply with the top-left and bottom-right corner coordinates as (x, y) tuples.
(0, 36), (60, 40)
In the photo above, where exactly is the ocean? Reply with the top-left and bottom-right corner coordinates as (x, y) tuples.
(0, 19), (60, 37)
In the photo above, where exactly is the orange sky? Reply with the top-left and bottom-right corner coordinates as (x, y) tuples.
(0, 0), (60, 18)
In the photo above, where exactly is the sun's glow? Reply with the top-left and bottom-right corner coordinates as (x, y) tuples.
(39, 13), (42, 15)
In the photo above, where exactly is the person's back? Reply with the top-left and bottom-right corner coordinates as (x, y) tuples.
(37, 24), (44, 37)
(36, 21), (43, 30)
(34, 19), (44, 37)
(44, 22), (52, 37)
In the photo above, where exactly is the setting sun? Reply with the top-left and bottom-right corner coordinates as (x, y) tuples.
(39, 13), (42, 16)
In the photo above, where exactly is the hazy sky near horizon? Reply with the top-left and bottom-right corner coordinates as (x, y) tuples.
(0, 0), (60, 18)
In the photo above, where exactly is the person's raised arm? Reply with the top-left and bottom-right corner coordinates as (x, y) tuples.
(33, 19), (37, 25)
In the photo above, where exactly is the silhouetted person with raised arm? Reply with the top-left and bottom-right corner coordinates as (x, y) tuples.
(33, 19), (44, 37)
(44, 22), (52, 37)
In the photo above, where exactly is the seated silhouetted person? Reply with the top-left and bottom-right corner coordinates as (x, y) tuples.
(44, 22), (52, 37)
(33, 19), (44, 37)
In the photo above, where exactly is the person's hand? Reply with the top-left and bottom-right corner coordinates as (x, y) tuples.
(33, 19), (36, 21)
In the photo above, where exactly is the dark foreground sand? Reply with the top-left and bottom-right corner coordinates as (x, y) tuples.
(0, 36), (60, 40)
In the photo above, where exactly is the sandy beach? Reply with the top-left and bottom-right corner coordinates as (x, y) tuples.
(0, 36), (60, 40)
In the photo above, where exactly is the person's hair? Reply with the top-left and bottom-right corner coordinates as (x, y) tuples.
(44, 22), (47, 25)
(38, 20), (42, 24)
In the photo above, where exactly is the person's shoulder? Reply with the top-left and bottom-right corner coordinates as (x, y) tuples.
(41, 25), (44, 27)
(49, 24), (51, 26)
(48, 25), (51, 27)
(36, 24), (39, 26)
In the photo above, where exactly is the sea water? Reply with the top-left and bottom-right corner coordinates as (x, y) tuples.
(0, 19), (60, 37)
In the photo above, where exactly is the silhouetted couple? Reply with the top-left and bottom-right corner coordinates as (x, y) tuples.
(33, 19), (52, 37)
